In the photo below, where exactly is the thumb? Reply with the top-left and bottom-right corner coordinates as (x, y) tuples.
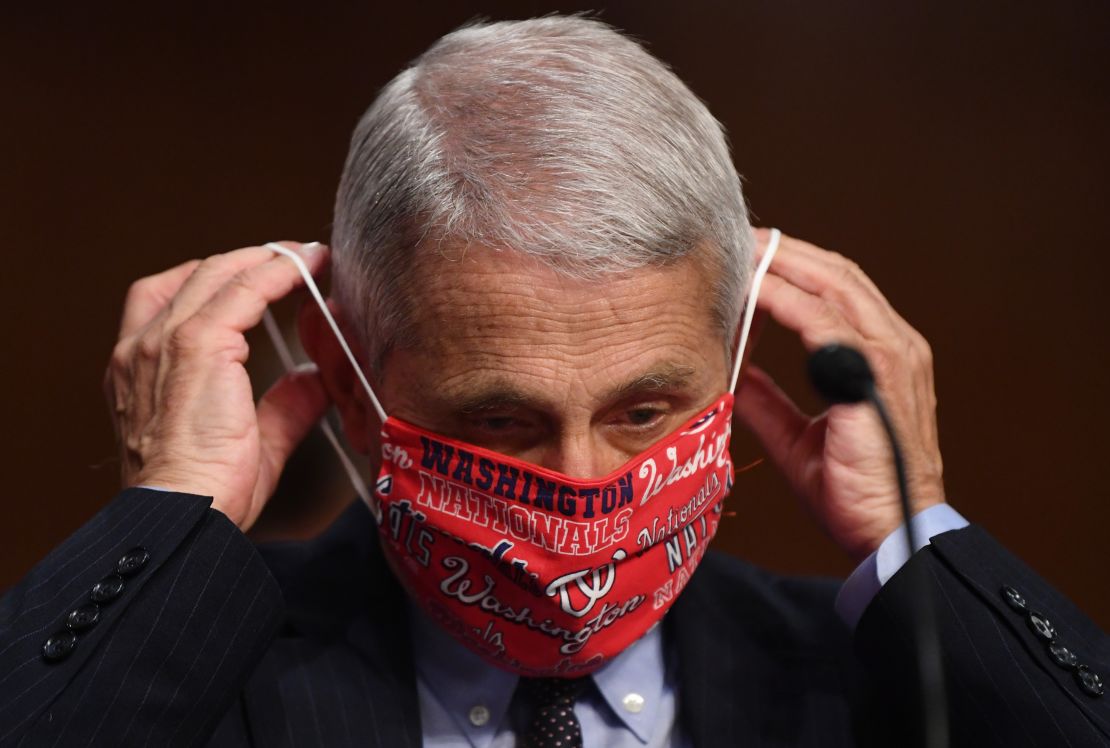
(256, 363), (331, 498)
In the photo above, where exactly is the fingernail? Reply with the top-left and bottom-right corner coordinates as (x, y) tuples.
(294, 362), (320, 375)
(300, 241), (325, 257)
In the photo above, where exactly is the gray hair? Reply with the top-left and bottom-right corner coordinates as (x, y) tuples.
(331, 15), (754, 370)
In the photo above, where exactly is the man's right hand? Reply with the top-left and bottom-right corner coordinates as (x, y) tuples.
(103, 241), (331, 532)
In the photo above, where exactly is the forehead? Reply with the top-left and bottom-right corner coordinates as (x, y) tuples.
(393, 246), (727, 394)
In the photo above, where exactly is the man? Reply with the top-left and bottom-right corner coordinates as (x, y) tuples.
(1, 15), (1107, 747)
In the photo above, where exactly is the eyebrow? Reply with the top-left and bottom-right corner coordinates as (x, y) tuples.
(599, 362), (698, 404)
(455, 388), (534, 415)
(445, 362), (699, 416)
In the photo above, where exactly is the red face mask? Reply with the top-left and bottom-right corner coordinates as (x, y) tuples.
(262, 229), (780, 677)
(374, 393), (734, 676)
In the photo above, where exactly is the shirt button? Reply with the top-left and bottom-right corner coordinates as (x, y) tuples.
(115, 547), (150, 577)
(42, 631), (78, 662)
(622, 693), (645, 714)
(468, 705), (490, 727)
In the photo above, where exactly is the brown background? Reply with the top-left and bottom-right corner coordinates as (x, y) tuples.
(4, 2), (1109, 627)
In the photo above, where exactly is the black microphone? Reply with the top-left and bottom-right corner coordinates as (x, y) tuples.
(807, 343), (875, 405)
(808, 343), (949, 748)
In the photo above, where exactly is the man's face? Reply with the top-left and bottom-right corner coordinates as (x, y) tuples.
(375, 247), (730, 479)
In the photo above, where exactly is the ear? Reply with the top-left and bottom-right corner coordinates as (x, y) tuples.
(298, 299), (381, 456)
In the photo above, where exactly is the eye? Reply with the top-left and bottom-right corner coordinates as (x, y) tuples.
(614, 404), (669, 432)
(626, 407), (662, 426)
(460, 412), (546, 453)
(464, 412), (541, 437)
(478, 415), (519, 432)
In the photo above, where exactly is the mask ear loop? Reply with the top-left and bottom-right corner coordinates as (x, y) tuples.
(728, 228), (782, 394)
(261, 242), (387, 512)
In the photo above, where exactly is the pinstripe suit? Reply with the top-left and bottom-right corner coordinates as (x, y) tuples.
(1, 488), (1107, 746)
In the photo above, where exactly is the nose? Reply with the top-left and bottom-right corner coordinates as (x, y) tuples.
(539, 430), (626, 480)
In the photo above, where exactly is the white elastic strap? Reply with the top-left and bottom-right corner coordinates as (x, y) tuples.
(729, 228), (781, 394)
(261, 308), (375, 512)
(263, 243), (388, 425)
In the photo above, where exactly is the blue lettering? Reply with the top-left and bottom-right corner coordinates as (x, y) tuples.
(601, 484), (617, 514)
(518, 471), (534, 505)
(419, 436), (454, 476)
(476, 458), (495, 491)
(557, 485), (577, 517)
(452, 449), (475, 485)
(533, 477), (556, 511)
(493, 463), (520, 499)
(578, 487), (599, 519)
(617, 472), (634, 508)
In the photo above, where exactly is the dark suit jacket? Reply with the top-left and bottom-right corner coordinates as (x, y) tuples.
(1, 488), (1107, 746)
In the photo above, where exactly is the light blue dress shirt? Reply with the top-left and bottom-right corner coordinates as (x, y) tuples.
(412, 604), (684, 748)
(834, 503), (969, 628)
(411, 504), (969, 747)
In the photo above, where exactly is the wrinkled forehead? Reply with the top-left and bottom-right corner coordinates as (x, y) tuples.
(382, 245), (729, 398)
(411, 245), (721, 347)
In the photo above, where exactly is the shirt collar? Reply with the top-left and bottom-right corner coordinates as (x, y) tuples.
(409, 603), (665, 747)
(590, 621), (666, 743)
(410, 603), (518, 748)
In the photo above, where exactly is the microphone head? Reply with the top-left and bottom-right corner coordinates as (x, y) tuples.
(807, 344), (875, 404)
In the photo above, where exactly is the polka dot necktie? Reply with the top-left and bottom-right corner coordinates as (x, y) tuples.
(516, 676), (590, 748)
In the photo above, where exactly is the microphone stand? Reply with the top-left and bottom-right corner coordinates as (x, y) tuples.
(867, 383), (949, 748)
(807, 344), (948, 748)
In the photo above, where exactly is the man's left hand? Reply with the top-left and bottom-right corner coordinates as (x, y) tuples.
(734, 230), (946, 561)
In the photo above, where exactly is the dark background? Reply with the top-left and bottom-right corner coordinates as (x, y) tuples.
(4, 2), (1109, 627)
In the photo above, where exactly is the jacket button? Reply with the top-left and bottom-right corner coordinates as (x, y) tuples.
(115, 547), (150, 577)
(1026, 611), (1056, 642)
(1000, 585), (1027, 612)
(1047, 642), (1078, 670)
(64, 603), (101, 632)
(1076, 667), (1104, 697)
(90, 574), (126, 604)
(42, 631), (78, 662)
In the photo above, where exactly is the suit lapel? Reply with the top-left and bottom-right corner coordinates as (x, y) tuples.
(243, 500), (423, 748)
(343, 589), (424, 748)
(666, 553), (857, 748)
(667, 561), (759, 747)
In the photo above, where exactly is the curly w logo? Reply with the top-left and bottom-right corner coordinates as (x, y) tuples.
(544, 549), (627, 618)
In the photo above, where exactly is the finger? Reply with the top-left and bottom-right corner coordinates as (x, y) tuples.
(122, 324), (164, 455)
(119, 249), (278, 449)
(756, 230), (936, 404)
(118, 259), (202, 338)
(733, 364), (809, 469)
(758, 233), (898, 337)
(105, 334), (134, 420)
(152, 245), (329, 438)
(182, 244), (329, 346)
(119, 243), (305, 391)
(254, 364), (330, 501)
(755, 231), (884, 296)
(113, 246), (285, 423)
(164, 242), (318, 328)
(755, 273), (866, 352)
